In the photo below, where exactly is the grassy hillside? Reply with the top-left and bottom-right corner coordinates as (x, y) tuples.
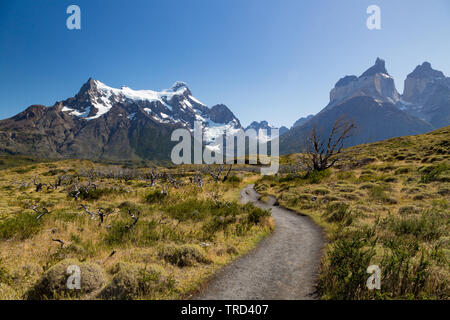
(256, 126), (450, 299)
(0, 161), (272, 299)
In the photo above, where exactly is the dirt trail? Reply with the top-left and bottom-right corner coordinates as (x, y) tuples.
(195, 184), (324, 300)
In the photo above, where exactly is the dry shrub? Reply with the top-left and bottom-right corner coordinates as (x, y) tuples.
(26, 259), (106, 300)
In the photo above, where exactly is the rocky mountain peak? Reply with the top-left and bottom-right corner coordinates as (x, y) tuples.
(401, 62), (450, 126)
(209, 104), (240, 126)
(328, 58), (399, 108)
(360, 57), (388, 78)
(403, 62), (448, 103)
(170, 81), (189, 92)
(407, 62), (445, 80)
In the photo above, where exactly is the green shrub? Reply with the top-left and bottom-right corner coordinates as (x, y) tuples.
(304, 169), (331, 184)
(318, 231), (376, 299)
(104, 219), (159, 246)
(380, 238), (437, 299)
(245, 203), (271, 225)
(313, 188), (330, 195)
(278, 174), (299, 183)
(387, 210), (448, 241)
(0, 212), (42, 240)
(325, 202), (352, 224)
(225, 175), (242, 183)
(336, 171), (356, 181)
(420, 163), (449, 183)
(144, 189), (167, 204)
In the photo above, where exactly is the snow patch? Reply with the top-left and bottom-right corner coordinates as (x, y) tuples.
(62, 106), (91, 118)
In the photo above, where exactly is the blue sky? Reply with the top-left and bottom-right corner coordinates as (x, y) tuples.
(0, 0), (449, 127)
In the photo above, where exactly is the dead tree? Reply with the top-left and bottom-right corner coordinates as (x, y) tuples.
(208, 165), (224, 182)
(222, 165), (233, 182)
(80, 204), (105, 225)
(80, 204), (96, 220)
(48, 175), (64, 190)
(33, 206), (50, 221)
(33, 176), (46, 192)
(299, 116), (356, 172)
(125, 209), (140, 230)
(148, 169), (159, 186)
(190, 171), (203, 188)
(71, 183), (80, 201)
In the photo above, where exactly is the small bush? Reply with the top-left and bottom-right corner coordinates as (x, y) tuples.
(420, 163), (449, 183)
(336, 171), (356, 181)
(144, 189), (167, 204)
(26, 259), (106, 300)
(313, 188), (330, 195)
(325, 202), (352, 224)
(202, 216), (237, 239)
(245, 203), (271, 225)
(225, 175), (242, 183)
(159, 244), (210, 267)
(368, 185), (397, 204)
(99, 263), (168, 300)
(303, 169), (331, 184)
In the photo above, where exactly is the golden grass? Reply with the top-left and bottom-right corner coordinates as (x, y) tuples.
(0, 161), (272, 300)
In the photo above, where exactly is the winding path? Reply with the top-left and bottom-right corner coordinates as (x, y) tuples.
(195, 184), (324, 300)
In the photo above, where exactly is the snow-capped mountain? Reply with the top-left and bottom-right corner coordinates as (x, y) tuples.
(61, 78), (242, 143)
(0, 79), (242, 161)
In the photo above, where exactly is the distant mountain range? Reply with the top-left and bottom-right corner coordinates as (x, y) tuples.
(245, 121), (289, 136)
(280, 58), (450, 154)
(0, 58), (448, 161)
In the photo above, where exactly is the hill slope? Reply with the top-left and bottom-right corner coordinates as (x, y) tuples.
(257, 126), (450, 299)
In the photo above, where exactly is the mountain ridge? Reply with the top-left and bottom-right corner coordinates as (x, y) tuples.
(281, 58), (448, 154)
